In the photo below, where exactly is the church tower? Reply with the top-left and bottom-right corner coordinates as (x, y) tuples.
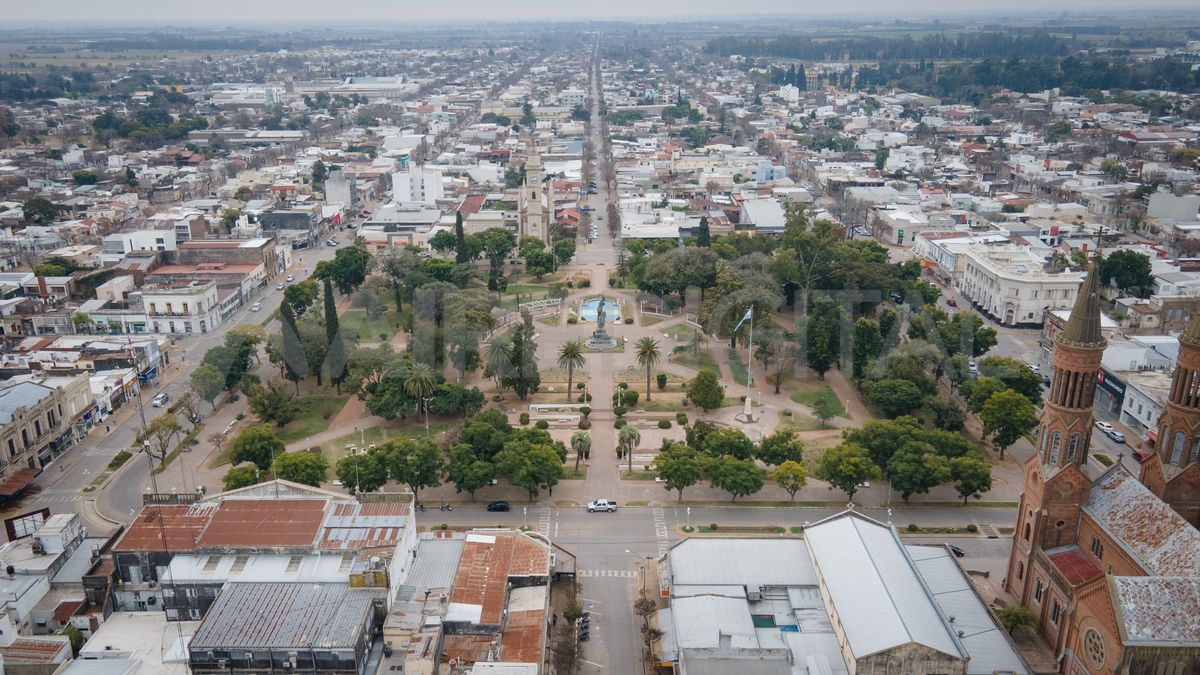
(1005, 261), (1105, 599)
(519, 138), (548, 243)
(1156, 314), (1200, 468)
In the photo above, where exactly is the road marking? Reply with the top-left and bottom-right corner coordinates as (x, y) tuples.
(578, 569), (636, 578)
(580, 659), (605, 667)
(653, 506), (669, 557)
(537, 508), (551, 535)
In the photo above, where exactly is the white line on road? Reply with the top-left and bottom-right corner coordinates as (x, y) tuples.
(579, 659), (605, 667)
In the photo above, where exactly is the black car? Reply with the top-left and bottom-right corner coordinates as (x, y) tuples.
(486, 501), (510, 512)
(947, 544), (966, 558)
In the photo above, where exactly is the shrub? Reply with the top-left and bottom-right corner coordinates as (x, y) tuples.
(612, 389), (639, 407)
(576, 393), (593, 403)
(577, 278), (591, 288)
(491, 394), (502, 402)
(580, 406), (591, 418)
(624, 317), (634, 324)
(613, 405), (627, 417)
(676, 412), (688, 425)
(535, 420), (550, 430)
(576, 382), (586, 389)
(567, 316), (578, 324)
(906, 523), (920, 532)
(107, 450), (133, 471)
(578, 419), (591, 429)
(709, 523), (718, 531)
(379, 332), (389, 342)
(235, 412), (245, 421)
(519, 412), (530, 425)
(946, 527), (958, 534)
(658, 419), (671, 429)
(614, 419), (627, 429)
(966, 524), (978, 533)
(618, 382), (628, 390)
(657, 373), (668, 390)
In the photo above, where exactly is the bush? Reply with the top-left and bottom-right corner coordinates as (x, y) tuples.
(676, 412), (688, 425)
(614, 419), (627, 429)
(578, 419), (591, 430)
(612, 389), (639, 407)
(379, 332), (389, 342)
(567, 316), (578, 324)
(519, 412), (530, 425)
(657, 373), (668, 390)
(576, 382), (586, 390)
(577, 393), (593, 403)
(624, 317), (634, 324)
(966, 524), (978, 533)
(613, 405), (627, 417)
(535, 420), (550, 430)
(577, 278), (591, 288)
(580, 406), (591, 418)
(906, 523), (920, 532)
(709, 523), (718, 531)
(107, 450), (133, 471)
(658, 419), (672, 429)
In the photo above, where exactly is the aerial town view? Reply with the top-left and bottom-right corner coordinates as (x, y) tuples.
(0, 3), (1199, 674)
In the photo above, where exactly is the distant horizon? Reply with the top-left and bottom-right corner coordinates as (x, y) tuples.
(5, 1), (1200, 26)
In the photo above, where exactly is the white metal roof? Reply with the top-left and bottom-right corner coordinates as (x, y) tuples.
(804, 513), (965, 660)
(669, 538), (815, 588)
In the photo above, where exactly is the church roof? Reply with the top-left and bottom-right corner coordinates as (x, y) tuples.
(1083, 467), (1200, 577)
(1182, 310), (1200, 349)
(1111, 576), (1200, 646)
(1056, 260), (1106, 349)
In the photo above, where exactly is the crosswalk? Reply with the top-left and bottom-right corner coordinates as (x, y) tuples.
(653, 507), (670, 558)
(578, 569), (637, 578)
(537, 508), (551, 535)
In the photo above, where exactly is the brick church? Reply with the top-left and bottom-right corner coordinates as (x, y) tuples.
(1005, 260), (1200, 674)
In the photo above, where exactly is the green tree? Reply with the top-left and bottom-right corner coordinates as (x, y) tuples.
(335, 450), (389, 495)
(223, 465), (261, 491)
(951, 455), (993, 504)
(445, 444), (493, 500)
(867, 378), (925, 418)
(977, 357), (1043, 406)
(229, 424), (284, 470)
(557, 340), (586, 402)
(276, 300), (307, 393)
(810, 390), (842, 427)
(769, 460), (808, 501)
(501, 319), (540, 400)
(756, 430), (804, 466)
(247, 380), (301, 427)
(843, 416), (924, 468)
(190, 364), (225, 410)
(634, 337), (662, 401)
(22, 197), (57, 224)
(929, 399), (966, 431)
(997, 606), (1038, 635)
(470, 227), (515, 289)
(324, 278), (347, 392)
(654, 444), (703, 501)
(386, 438), (444, 505)
(708, 455), (764, 501)
(495, 442), (565, 499)
(403, 362), (437, 413)
(453, 211), (472, 264)
(850, 318), (882, 380)
(272, 452), (329, 486)
(695, 216), (711, 247)
(1099, 249), (1153, 298)
(816, 442), (881, 501)
(570, 431), (591, 472)
(33, 263), (67, 276)
(966, 376), (1009, 413)
(283, 279), (320, 317)
(430, 229), (457, 254)
(886, 443), (952, 501)
(553, 239), (576, 265)
(202, 332), (257, 389)
(618, 424), (642, 472)
(314, 242), (371, 296)
(136, 414), (182, 462)
(701, 427), (755, 460)
(311, 159), (328, 186)
(980, 389), (1038, 460)
(687, 368), (725, 411)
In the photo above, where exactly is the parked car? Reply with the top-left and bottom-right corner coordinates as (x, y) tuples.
(327, 239), (338, 247)
(151, 393), (170, 407)
(586, 499), (617, 513)
(1107, 429), (1126, 443)
(1027, 363), (1040, 373)
(1096, 421), (1115, 434)
(486, 501), (510, 512)
(276, 282), (285, 290)
(946, 298), (957, 307)
(947, 544), (966, 558)
(968, 360), (979, 375)
(250, 303), (262, 312)
(286, 274), (295, 282)
(889, 291), (903, 303)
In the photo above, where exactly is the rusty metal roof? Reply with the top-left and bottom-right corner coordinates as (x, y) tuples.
(1046, 546), (1104, 588)
(450, 532), (549, 625)
(1112, 576), (1200, 646)
(319, 502), (408, 552)
(113, 504), (216, 553)
(196, 499), (326, 549)
(1084, 468), (1200, 577)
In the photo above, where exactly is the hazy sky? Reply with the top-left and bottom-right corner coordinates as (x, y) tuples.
(7, 0), (1200, 23)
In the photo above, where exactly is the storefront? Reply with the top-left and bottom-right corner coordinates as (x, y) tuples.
(1094, 368), (1126, 417)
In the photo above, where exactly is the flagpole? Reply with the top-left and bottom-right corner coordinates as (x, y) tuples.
(743, 307), (754, 421)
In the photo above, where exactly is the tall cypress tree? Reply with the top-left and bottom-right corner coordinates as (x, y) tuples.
(453, 211), (469, 264)
(796, 64), (807, 91)
(280, 300), (307, 394)
(323, 277), (346, 391)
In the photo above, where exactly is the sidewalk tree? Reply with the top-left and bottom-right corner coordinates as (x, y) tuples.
(229, 424), (284, 471)
(315, 242), (371, 296)
(866, 378), (925, 418)
(687, 368), (724, 411)
(618, 424), (642, 471)
(222, 465), (260, 491)
(177, 391), (201, 429)
(708, 455), (764, 502)
(977, 357), (1042, 406)
(557, 340), (586, 402)
(850, 318), (882, 380)
(137, 414), (182, 462)
(495, 442), (564, 500)
(284, 280), (319, 318)
(386, 438), (444, 505)
(334, 450), (388, 495)
(965, 376), (1008, 413)
(980, 389), (1038, 460)
(885, 443), (951, 502)
(951, 455), (993, 504)
(816, 442), (881, 501)
(755, 430), (803, 465)
(189, 364), (225, 409)
(247, 381), (300, 428)
(445, 444), (494, 500)
(272, 452), (328, 487)
(655, 444), (703, 501)
(634, 337), (662, 401)
(569, 431), (591, 472)
(769, 460), (808, 501)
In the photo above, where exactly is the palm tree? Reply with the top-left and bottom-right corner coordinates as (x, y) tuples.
(633, 337), (662, 401)
(570, 431), (591, 472)
(403, 362), (436, 412)
(486, 335), (512, 387)
(557, 340), (586, 402)
(617, 424), (641, 472)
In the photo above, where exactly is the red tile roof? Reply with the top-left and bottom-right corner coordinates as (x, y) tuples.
(196, 499), (326, 549)
(1047, 546), (1104, 587)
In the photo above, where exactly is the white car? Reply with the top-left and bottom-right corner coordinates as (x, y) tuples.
(586, 499), (617, 513)
(327, 239), (338, 247)
(250, 303), (262, 312)
(1095, 421), (1116, 435)
(276, 282), (285, 290)
(1027, 363), (1040, 373)
(286, 275), (295, 282)
(151, 393), (170, 407)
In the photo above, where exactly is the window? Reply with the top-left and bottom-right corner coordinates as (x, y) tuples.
(202, 556), (222, 573)
(1067, 434), (1079, 462)
(230, 555), (250, 575)
(285, 556), (303, 574)
(1048, 432), (1062, 465)
(1172, 432), (1186, 465)
(1084, 629), (1106, 668)
(1090, 537), (1104, 560)
(1017, 561), (1025, 580)
(1034, 580), (1044, 603)
(1024, 522), (1032, 542)
(1051, 600), (1061, 624)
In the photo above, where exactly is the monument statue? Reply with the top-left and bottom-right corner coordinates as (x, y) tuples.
(595, 294), (607, 332)
(586, 295), (616, 350)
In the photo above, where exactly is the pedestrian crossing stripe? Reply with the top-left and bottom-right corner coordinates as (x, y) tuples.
(577, 569), (637, 578)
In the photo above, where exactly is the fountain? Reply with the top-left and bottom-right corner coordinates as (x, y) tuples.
(585, 294), (617, 350)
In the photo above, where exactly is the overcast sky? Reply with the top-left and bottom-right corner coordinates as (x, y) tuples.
(7, 0), (1200, 24)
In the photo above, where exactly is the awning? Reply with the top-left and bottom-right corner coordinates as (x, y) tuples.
(0, 468), (40, 498)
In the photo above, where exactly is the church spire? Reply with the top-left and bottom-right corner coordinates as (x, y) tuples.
(1056, 260), (1105, 350)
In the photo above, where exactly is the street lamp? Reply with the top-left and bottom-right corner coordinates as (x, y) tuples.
(625, 549), (650, 594)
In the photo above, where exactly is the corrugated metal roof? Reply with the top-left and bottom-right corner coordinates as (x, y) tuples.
(669, 539), (815, 588)
(1112, 576), (1200, 646)
(190, 582), (378, 650)
(804, 513), (964, 660)
(906, 545), (1030, 675)
(1084, 467), (1200, 577)
(406, 536), (464, 590)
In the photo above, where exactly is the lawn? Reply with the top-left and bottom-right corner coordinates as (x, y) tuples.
(274, 390), (351, 444)
(727, 348), (750, 386)
(343, 308), (402, 342)
(666, 324), (699, 343)
(640, 314), (664, 326)
(785, 379), (848, 419)
(672, 347), (718, 373)
(319, 421), (454, 464)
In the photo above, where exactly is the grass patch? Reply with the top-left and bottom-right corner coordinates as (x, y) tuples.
(562, 466), (588, 480)
(640, 314), (664, 326)
(583, 337), (626, 353)
(319, 421), (454, 464)
(625, 500), (648, 507)
(666, 324), (698, 342)
(642, 398), (687, 413)
(787, 381), (847, 419)
(1094, 453), (1114, 467)
(343, 308), (402, 342)
(621, 470), (659, 480)
(260, 308), (280, 326)
(789, 526), (805, 534)
(107, 450), (133, 471)
(536, 315), (561, 327)
(673, 347), (718, 373)
(776, 414), (826, 433)
(727, 348), (750, 386)
(152, 430), (198, 475)
(274, 390), (350, 444)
